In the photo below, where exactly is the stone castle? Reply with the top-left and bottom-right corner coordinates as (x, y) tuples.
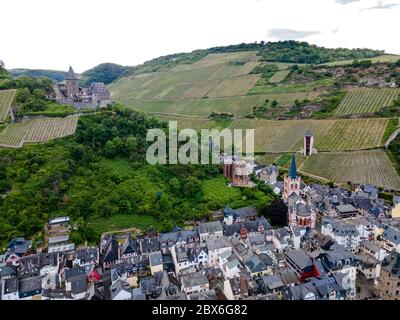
(54, 66), (113, 110)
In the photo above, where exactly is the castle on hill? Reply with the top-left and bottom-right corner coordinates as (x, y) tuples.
(54, 66), (113, 110)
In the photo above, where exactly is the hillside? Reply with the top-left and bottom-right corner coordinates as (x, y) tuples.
(79, 63), (133, 87)
(0, 107), (275, 246)
(109, 41), (400, 190)
(8, 68), (68, 82)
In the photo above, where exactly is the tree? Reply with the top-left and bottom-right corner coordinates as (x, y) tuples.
(271, 100), (279, 108)
(104, 140), (117, 158)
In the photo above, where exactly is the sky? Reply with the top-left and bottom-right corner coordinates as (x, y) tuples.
(1, 0), (399, 72)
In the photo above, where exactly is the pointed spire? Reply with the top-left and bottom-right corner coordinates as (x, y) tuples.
(289, 153), (297, 179)
(66, 66), (77, 80)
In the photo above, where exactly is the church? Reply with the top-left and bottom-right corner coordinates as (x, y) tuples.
(283, 154), (316, 229)
(54, 66), (113, 110)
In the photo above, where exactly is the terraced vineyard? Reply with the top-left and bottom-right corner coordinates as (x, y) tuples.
(268, 70), (291, 83)
(229, 118), (388, 153)
(300, 150), (400, 190)
(126, 91), (320, 117)
(322, 55), (400, 67)
(0, 117), (78, 148)
(0, 89), (16, 122)
(335, 88), (400, 116)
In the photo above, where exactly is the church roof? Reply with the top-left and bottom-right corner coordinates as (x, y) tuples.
(289, 154), (297, 179)
(66, 66), (77, 80)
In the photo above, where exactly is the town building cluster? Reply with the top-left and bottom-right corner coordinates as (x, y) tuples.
(1, 153), (400, 300)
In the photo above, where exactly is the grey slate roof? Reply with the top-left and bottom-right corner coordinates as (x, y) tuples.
(286, 249), (313, 270)
(198, 221), (223, 234)
(181, 272), (208, 288)
(382, 226), (400, 245)
(149, 251), (163, 266)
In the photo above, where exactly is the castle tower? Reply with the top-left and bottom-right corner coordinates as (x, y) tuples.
(283, 154), (301, 202)
(304, 129), (314, 156)
(65, 66), (79, 101)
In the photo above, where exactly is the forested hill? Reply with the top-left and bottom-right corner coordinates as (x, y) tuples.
(8, 69), (68, 82)
(0, 105), (275, 247)
(6, 41), (387, 85)
(79, 63), (132, 87)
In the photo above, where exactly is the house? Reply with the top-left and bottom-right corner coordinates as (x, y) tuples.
(159, 228), (199, 254)
(140, 274), (163, 299)
(198, 221), (223, 241)
(64, 265), (87, 300)
(358, 240), (388, 262)
(223, 156), (252, 187)
(259, 274), (285, 296)
(149, 251), (164, 275)
(74, 247), (99, 266)
(4, 238), (31, 266)
(280, 270), (300, 287)
(206, 238), (232, 266)
(39, 252), (59, 276)
(46, 216), (75, 253)
(138, 235), (160, 256)
(0, 265), (17, 280)
(218, 251), (241, 279)
(390, 195), (400, 218)
(258, 165), (279, 185)
(223, 217), (271, 239)
(18, 276), (44, 300)
(375, 251), (400, 300)
(223, 276), (249, 300)
(223, 206), (258, 225)
(321, 219), (361, 252)
(244, 254), (273, 278)
(110, 279), (132, 300)
(181, 271), (209, 297)
(335, 204), (359, 218)
(379, 225), (400, 252)
(1, 277), (19, 300)
(283, 275), (346, 300)
(357, 254), (381, 279)
(285, 249), (315, 282)
(100, 236), (119, 269)
(315, 246), (359, 299)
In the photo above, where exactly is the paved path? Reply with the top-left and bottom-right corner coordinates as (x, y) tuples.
(385, 126), (400, 150)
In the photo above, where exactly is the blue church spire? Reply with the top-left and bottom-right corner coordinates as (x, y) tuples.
(289, 153), (297, 179)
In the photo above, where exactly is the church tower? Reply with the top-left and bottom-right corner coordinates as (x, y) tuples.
(304, 129), (314, 156)
(283, 154), (301, 202)
(65, 66), (79, 101)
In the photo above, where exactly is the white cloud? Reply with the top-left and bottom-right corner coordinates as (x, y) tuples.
(360, 0), (400, 10)
(335, 0), (360, 5)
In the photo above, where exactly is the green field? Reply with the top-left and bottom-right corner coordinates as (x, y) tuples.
(300, 150), (400, 190)
(0, 89), (16, 122)
(0, 117), (78, 148)
(248, 79), (334, 95)
(110, 52), (262, 101)
(125, 91), (318, 117)
(268, 70), (291, 83)
(335, 88), (400, 116)
(321, 55), (400, 67)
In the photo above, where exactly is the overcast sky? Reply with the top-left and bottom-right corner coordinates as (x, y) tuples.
(1, 0), (399, 72)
